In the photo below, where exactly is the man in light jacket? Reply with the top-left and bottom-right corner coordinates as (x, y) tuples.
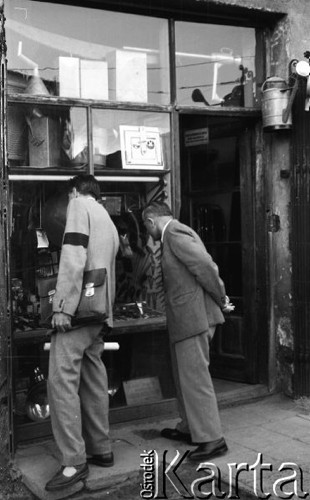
(142, 201), (233, 462)
(46, 174), (119, 492)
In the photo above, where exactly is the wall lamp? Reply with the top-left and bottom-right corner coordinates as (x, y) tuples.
(294, 52), (310, 111)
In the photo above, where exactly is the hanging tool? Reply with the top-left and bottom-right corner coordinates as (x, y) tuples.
(282, 73), (299, 123)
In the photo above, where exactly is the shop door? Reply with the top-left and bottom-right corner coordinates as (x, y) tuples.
(179, 115), (258, 383)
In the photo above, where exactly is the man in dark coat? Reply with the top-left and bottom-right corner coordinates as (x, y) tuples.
(142, 201), (233, 462)
(45, 174), (119, 491)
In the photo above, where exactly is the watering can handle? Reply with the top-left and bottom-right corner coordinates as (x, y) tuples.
(261, 78), (290, 93)
(282, 77), (299, 123)
(261, 80), (269, 92)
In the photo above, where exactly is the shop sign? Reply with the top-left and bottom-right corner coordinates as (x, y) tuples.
(120, 125), (164, 169)
(123, 376), (163, 405)
(184, 127), (209, 147)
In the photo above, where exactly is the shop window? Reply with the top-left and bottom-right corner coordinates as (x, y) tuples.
(175, 21), (258, 108)
(8, 97), (172, 438)
(8, 103), (88, 171)
(91, 109), (171, 173)
(5, 0), (170, 105)
(8, 103), (171, 321)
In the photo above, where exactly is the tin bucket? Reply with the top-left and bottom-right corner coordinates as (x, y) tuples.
(261, 77), (292, 130)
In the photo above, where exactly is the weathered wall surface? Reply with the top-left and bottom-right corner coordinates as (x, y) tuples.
(286, 1), (310, 61)
(195, 0), (288, 12)
(266, 1), (310, 396)
(203, 0), (310, 396)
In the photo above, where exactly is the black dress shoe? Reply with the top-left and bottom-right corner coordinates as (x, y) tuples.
(187, 438), (228, 462)
(45, 463), (89, 492)
(161, 428), (192, 444)
(87, 451), (114, 467)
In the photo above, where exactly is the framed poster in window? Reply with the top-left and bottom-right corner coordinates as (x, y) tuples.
(120, 125), (164, 169)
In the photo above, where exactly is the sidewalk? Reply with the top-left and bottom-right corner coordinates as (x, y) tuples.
(13, 391), (310, 499)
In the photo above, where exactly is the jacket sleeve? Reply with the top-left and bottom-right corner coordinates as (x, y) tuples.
(52, 198), (89, 316)
(168, 225), (226, 308)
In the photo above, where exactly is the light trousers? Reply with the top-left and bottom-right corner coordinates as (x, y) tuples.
(47, 324), (111, 466)
(171, 327), (223, 443)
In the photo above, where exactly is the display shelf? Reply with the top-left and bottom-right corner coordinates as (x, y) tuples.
(9, 168), (170, 182)
(7, 93), (172, 113)
(13, 311), (167, 344)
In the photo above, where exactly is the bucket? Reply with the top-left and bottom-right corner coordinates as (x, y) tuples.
(261, 77), (292, 130)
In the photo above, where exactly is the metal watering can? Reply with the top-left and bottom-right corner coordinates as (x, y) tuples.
(261, 77), (292, 130)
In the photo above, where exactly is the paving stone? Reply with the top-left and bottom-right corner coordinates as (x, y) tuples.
(13, 393), (310, 500)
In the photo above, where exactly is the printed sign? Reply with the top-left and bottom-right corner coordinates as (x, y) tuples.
(184, 127), (209, 147)
(120, 126), (164, 169)
(123, 377), (163, 405)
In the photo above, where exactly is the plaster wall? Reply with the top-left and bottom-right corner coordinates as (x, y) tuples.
(202, 0), (308, 395)
(264, 0), (310, 396)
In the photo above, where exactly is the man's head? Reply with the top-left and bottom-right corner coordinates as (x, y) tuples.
(142, 201), (173, 241)
(68, 174), (100, 201)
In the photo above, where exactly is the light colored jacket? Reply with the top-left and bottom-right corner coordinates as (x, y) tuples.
(162, 219), (226, 343)
(52, 196), (119, 327)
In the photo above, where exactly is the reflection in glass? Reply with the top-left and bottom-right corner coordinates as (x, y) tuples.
(91, 109), (171, 171)
(175, 22), (257, 108)
(8, 103), (87, 171)
(5, 0), (170, 104)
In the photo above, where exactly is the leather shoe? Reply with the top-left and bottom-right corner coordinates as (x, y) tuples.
(45, 463), (88, 492)
(87, 451), (114, 467)
(161, 428), (192, 444)
(187, 438), (228, 462)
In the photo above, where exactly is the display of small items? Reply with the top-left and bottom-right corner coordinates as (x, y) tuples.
(11, 278), (41, 331)
(113, 301), (163, 321)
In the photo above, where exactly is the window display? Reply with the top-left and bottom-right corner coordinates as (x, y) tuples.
(175, 21), (258, 108)
(6, 0), (170, 105)
(8, 103), (88, 171)
(3, 0), (264, 449)
(8, 100), (172, 442)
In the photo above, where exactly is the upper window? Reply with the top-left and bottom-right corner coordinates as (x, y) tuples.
(175, 21), (258, 108)
(5, 1), (170, 105)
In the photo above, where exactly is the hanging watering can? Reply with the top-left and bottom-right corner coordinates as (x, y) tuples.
(261, 77), (292, 130)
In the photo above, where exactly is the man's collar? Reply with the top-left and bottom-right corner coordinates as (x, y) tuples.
(161, 218), (173, 243)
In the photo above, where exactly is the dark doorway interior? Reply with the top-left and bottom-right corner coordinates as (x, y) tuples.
(179, 113), (259, 383)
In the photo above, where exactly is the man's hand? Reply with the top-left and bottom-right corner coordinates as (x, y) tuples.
(51, 312), (72, 333)
(222, 295), (235, 313)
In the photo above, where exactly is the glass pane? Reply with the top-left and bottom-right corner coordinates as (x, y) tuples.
(10, 180), (63, 330)
(8, 103), (88, 173)
(6, 1), (170, 105)
(180, 117), (243, 312)
(175, 21), (257, 108)
(91, 109), (171, 172)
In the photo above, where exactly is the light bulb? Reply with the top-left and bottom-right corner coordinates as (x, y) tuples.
(296, 60), (310, 77)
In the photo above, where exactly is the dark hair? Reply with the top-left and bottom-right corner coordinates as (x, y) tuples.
(143, 201), (173, 218)
(68, 174), (100, 200)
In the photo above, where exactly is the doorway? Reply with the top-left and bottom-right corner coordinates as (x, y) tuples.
(179, 114), (261, 384)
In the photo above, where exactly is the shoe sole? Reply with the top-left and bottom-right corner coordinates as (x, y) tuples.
(164, 438), (193, 445)
(187, 445), (228, 462)
(45, 469), (89, 492)
(87, 458), (114, 467)
(161, 433), (192, 445)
